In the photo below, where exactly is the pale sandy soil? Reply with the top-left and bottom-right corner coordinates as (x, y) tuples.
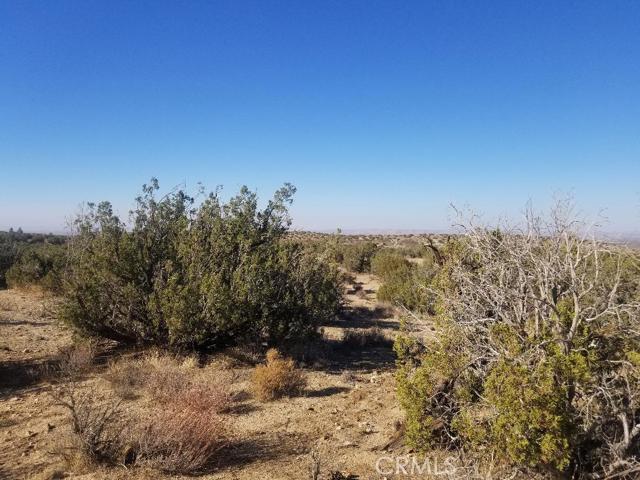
(0, 275), (408, 480)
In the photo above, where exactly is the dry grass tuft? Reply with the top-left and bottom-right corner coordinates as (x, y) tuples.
(252, 348), (306, 401)
(144, 356), (192, 403)
(176, 382), (232, 414)
(105, 352), (231, 411)
(104, 358), (146, 399)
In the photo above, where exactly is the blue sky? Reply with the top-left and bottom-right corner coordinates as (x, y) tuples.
(1, 1), (639, 234)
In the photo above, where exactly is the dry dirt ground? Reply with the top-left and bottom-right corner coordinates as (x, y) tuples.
(0, 275), (409, 480)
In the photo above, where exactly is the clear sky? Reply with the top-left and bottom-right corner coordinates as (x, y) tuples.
(1, 1), (639, 235)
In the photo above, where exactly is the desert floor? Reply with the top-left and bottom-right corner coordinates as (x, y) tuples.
(0, 274), (409, 480)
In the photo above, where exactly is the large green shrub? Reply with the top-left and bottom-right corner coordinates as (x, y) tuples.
(60, 180), (341, 349)
(396, 205), (640, 478)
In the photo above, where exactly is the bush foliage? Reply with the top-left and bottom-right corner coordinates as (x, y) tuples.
(395, 204), (640, 478)
(0, 229), (65, 289)
(60, 179), (341, 349)
(371, 249), (433, 311)
(339, 241), (379, 273)
(6, 242), (66, 291)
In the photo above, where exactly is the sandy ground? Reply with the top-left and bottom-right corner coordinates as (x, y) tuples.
(0, 275), (408, 480)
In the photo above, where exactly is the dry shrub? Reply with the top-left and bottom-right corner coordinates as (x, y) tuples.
(342, 327), (390, 348)
(0, 296), (17, 311)
(287, 335), (332, 367)
(136, 403), (227, 473)
(175, 382), (232, 414)
(56, 342), (95, 378)
(134, 360), (231, 473)
(252, 348), (306, 401)
(143, 353), (199, 403)
(106, 352), (193, 401)
(51, 387), (123, 469)
(104, 358), (146, 399)
(106, 352), (231, 412)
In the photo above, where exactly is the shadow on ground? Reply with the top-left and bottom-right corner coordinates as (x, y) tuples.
(324, 305), (399, 330)
(214, 431), (312, 471)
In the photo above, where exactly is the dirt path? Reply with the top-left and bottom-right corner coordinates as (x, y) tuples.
(0, 275), (405, 480)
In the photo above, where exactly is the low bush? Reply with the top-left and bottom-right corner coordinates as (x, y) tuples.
(104, 358), (146, 399)
(5, 242), (66, 291)
(252, 348), (306, 401)
(106, 352), (231, 410)
(60, 180), (341, 350)
(340, 242), (378, 273)
(137, 372), (231, 474)
(0, 229), (64, 288)
(342, 327), (391, 348)
(56, 342), (95, 378)
(371, 249), (432, 311)
(371, 248), (412, 278)
(137, 406), (227, 474)
(51, 387), (123, 468)
(176, 382), (232, 414)
(141, 353), (196, 403)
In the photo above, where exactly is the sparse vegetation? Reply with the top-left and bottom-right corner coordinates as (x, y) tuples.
(104, 357), (146, 400)
(55, 341), (95, 378)
(136, 388), (228, 474)
(3, 193), (639, 480)
(54, 351), (232, 475)
(105, 352), (231, 412)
